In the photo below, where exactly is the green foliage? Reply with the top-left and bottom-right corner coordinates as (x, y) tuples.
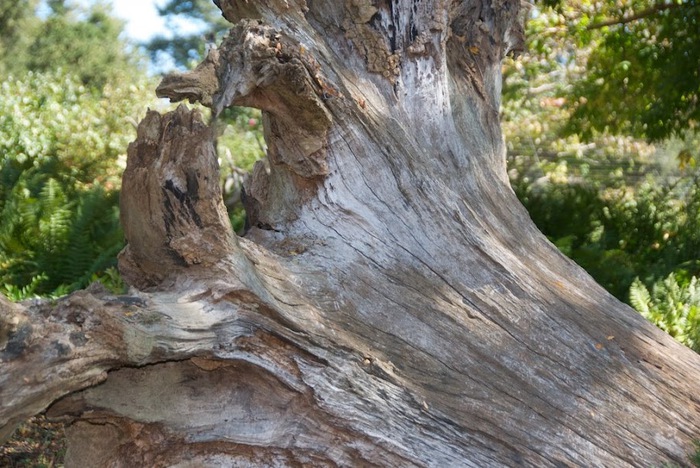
(217, 107), (265, 173)
(513, 169), (700, 300)
(565, 2), (700, 142)
(147, 0), (230, 69)
(216, 107), (265, 233)
(691, 440), (700, 467)
(91, 266), (127, 295)
(501, 5), (661, 177)
(0, 1), (144, 89)
(27, 2), (142, 88)
(0, 0), (40, 76)
(1, 274), (50, 302)
(0, 70), (153, 191)
(0, 176), (123, 299)
(0, 70), (156, 300)
(503, 0), (700, 170)
(0, 1), (143, 300)
(630, 274), (700, 353)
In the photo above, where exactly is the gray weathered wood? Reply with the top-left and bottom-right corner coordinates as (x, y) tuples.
(2, 0), (699, 466)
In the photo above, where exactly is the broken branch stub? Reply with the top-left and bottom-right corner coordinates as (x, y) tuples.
(118, 106), (236, 289)
(156, 19), (335, 230)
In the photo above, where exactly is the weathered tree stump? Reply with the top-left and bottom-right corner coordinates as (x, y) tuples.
(2, 0), (699, 466)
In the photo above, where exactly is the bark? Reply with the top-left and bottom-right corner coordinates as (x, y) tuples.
(2, 0), (700, 466)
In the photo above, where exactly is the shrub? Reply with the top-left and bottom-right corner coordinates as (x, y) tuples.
(0, 70), (155, 299)
(513, 173), (700, 300)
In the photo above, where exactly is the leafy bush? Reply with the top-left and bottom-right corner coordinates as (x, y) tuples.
(630, 274), (700, 353)
(0, 70), (156, 300)
(513, 172), (700, 300)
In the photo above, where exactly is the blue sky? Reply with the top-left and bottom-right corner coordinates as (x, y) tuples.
(85, 0), (208, 71)
(72, 0), (206, 42)
(40, 0), (210, 70)
(108, 0), (169, 42)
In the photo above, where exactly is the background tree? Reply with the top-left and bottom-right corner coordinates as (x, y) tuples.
(27, 0), (142, 88)
(502, 0), (700, 145)
(1, 0), (144, 87)
(565, 0), (700, 142)
(146, 0), (230, 69)
(501, 0), (700, 335)
(0, 0), (40, 76)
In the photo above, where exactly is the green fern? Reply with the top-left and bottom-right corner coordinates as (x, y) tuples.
(1, 274), (47, 301)
(90, 266), (127, 295)
(37, 178), (74, 278)
(630, 274), (700, 353)
(59, 187), (122, 287)
(0, 177), (123, 298)
(629, 278), (651, 316)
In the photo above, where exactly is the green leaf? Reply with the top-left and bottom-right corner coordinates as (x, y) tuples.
(629, 278), (651, 316)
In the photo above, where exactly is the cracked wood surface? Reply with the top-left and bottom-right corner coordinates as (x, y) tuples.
(1, 0), (699, 466)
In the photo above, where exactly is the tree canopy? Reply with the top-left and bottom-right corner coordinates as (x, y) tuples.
(503, 0), (700, 156)
(0, 0), (40, 76)
(565, 0), (700, 141)
(0, 0), (143, 88)
(146, 0), (229, 69)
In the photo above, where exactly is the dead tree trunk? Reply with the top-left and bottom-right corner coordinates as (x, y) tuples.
(2, 0), (700, 466)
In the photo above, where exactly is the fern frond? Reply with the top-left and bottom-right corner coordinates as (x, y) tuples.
(629, 278), (651, 316)
(632, 273), (700, 352)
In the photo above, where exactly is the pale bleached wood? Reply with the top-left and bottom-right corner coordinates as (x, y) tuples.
(2, 0), (699, 466)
